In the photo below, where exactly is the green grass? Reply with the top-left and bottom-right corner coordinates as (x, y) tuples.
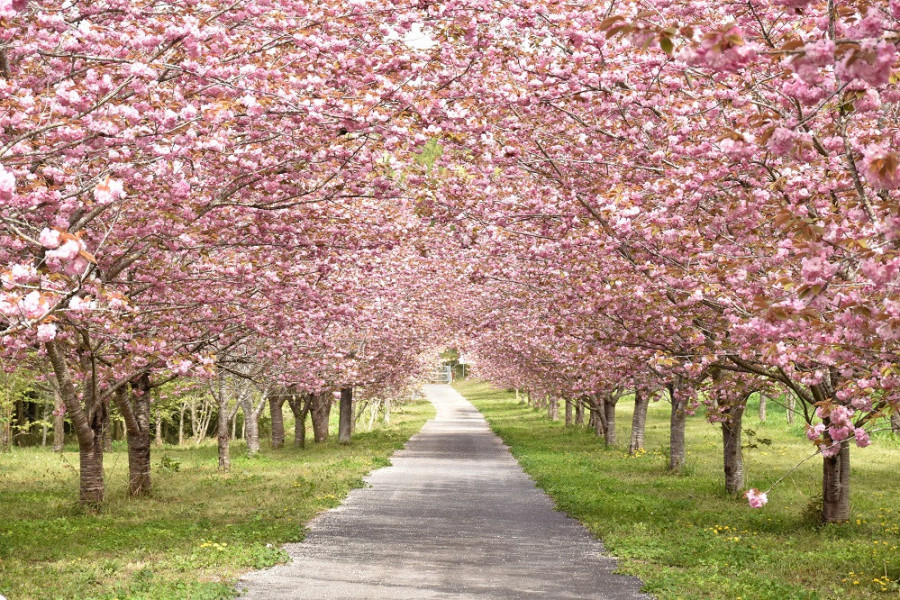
(0, 400), (434, 600)
(454, 380), (900, 600)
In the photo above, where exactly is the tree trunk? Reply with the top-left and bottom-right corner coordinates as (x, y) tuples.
(241, 393), (265, 456)
(287, 394), (310, 448)
(787, 393), (796, 425)
(575, 398), (584, 426)
(592, 397), (606, 438)
(53, 388), (65, 452)
(155, 413), (163, 447)
(891, 411), (899, 435)
(822, 441), (850, 523)
(548, 396), (559, 421)
(338, 387), (353, 444)
(217, 390), (230, 472)
(41, 401), (48, 446)
(384, 397), (391, 424)
(310, 392), (331, 443)
(0, 404), (10, 451)
(669, 386), (686, 472)
(564, 399), (573, 426)
(178, 404), (185, 446)
(604, 394), (618, 446)
(721, 404), (745, 495)
(114, 377), (153, 497)
(14, 399), (24, 446)
(45, 341), (106, 509)
(758, 394), (767, 422)
(629, 390), (649, 455)
(79, 433), (105, 509)
(270, 395), (286, 449)
(102, 409), (112, 452)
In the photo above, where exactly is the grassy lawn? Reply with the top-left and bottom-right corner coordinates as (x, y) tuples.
(0, 400), (434, 600)
(454, 379), (900, 600)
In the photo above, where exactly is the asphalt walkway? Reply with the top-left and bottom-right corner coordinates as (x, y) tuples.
(238, 384), (650, 599)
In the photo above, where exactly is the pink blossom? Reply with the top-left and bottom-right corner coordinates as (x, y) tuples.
(820, 443), (842, 458)
(838, 40), (897, 87)
(68, 295), (91, 312)
(806, 423), (825, 440)
(681, 26), (757, 73)
(745, 488), (768, 508)
(9, 264), (35, 283)
(853, 428), (871, 448)
(39, 228), (62, 249)
(0, 165), (14, 201)
(36, 322), (57, 342)
(21, 291), (46, 319)
(829, 405), (853, 428)
(862, 145), (900, 189)
(0, 294), (17, 317)
(93, 176), (125, 204)
(827, 426), (850, 442)
(48, 239), (82, 262)
(766, 127), (795, 156)
(63, 256), (89, 277)
(776, 0), (815, 8)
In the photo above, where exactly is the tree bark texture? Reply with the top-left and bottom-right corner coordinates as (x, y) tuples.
(629, 390), (649, 455)
(758, 394), (767, 422)
(113, 375), (153, 496)
(241, 392), (267, 456)
(338, 387), (353, 445)
(548, 396), (559, 421)
(155, 413), (163, 447)
(575, 398), (584, 426)
(603, 394), (618, 446)
(270, 394), (287, 449)
(310, 392), (332, 443)
(721, 404), (745, 495)
(822, 441), (851, 523)
(592, 396), (606, 438)
(288, 393), (310, 448)
(564, 399), (573, 426)
(45, 341), (106, 509)
(217, 389), (230, 472)
(53, 386), (65, 452)
(669, 385), (686, 472)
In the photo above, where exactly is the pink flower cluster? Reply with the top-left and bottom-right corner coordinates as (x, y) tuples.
(745, 488), (768, 508)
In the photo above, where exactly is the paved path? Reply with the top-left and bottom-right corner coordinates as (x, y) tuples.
(238, 384), (650, 599)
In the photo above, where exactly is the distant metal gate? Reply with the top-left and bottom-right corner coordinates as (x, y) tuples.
(430, 365), (452, 383)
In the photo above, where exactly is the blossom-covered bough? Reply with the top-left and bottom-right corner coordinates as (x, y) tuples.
(2, 0), (899, 525)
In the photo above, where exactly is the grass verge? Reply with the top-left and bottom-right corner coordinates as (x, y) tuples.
(454, 379), (899, 600)
(0, 400), (433, 600)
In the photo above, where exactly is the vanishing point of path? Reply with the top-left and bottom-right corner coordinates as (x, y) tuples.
(238, 384), (651, 599)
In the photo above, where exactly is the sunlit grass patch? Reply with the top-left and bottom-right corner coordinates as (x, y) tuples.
(0, 400), (433, 600)
(455, 379), (900, 600)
